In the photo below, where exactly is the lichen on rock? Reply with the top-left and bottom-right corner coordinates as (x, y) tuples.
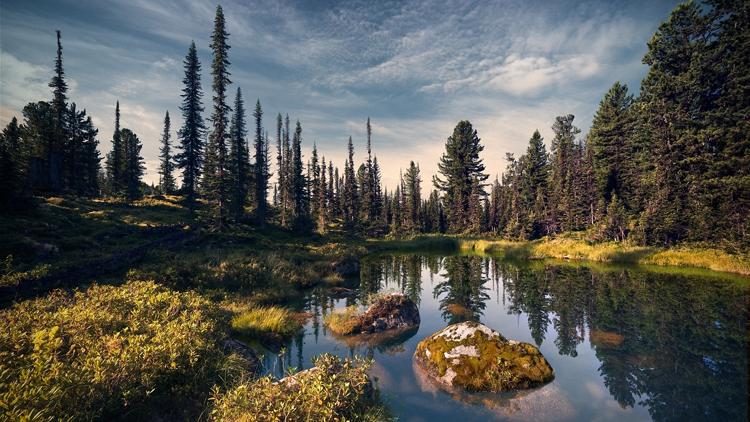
(414, 321), (554, 393)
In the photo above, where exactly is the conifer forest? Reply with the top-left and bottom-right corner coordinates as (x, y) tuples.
(0, 1), (748, 421)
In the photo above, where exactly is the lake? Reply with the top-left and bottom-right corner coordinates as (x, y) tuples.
(258, 253), (749, 421)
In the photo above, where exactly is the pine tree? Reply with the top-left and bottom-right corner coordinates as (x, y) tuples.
(158, 111), (176, 194)
(318, 156), (328, 232)
(176, 41), (206, 211)
(203, 5), (232, 227)
(310, 143), (320, 221)
(433, 120), (488, 233)
(228, 87), (247, 220)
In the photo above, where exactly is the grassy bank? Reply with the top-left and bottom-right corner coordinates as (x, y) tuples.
(457, 235), (750, 276)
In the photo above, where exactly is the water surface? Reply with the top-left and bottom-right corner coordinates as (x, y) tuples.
(260, 253), (749, 421)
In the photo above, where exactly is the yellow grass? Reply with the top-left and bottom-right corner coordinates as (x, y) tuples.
(323, 306), (362, 335)
(231, 306), (302, 339)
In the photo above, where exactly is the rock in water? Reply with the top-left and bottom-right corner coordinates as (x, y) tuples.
(359, 293), (420, 333)
(414, 321), (554, 392)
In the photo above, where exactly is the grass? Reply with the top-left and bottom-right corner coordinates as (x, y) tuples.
(456, 234), (750, 276)
(230, 306), (302, 340)
(324, 306), (363, 335)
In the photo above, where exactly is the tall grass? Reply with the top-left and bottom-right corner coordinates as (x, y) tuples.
(231, 306), (302, 339)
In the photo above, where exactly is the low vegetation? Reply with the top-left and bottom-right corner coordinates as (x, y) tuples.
(324, 306), (363, 335)
(210, 354), (390, 421)
(459, 234), (750, 276)
(0, 280), (229, 420)
(230, 306), (302, 342)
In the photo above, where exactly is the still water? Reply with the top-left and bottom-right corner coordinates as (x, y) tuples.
(260, 253), (749, 421)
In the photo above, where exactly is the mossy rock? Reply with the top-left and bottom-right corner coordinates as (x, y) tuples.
(414, 321), (554, 392)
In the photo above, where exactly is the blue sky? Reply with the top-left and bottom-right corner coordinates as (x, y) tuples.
(0, 0), (680, 189)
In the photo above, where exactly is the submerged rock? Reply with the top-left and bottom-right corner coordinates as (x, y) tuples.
(414, 321), (554, 392)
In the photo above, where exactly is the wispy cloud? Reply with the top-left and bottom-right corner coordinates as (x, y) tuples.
(0, 0), (679, 189)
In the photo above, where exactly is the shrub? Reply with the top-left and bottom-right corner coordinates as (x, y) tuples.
(210, 354), (390, 421)
(0, 280), (228, 420)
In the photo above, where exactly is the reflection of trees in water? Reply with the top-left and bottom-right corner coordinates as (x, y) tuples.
(360, 255), (425, 304)
(499, 262), (749, 421)
(433, 255), (490, 324)
(360, 254), (748, 421)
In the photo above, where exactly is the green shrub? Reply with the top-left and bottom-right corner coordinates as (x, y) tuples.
(0, 280), (228, 420)
(210, 354), (390, 421)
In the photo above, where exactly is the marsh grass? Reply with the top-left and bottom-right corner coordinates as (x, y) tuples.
(324, 306), (363, 335)
(231, 306), (302, 340)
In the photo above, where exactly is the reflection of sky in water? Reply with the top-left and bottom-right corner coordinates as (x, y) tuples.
(258, 255), (749, 422)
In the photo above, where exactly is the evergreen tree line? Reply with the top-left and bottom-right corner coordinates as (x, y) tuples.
(1, 1), (747, 246)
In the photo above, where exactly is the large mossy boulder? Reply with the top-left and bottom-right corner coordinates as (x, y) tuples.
(414, 321), (554, 392)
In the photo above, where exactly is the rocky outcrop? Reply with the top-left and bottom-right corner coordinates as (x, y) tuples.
(414, 321), (554, 392)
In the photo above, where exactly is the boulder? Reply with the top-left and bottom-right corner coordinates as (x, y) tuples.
(359, 293), (420, 333)
(414, 321), (554, 392)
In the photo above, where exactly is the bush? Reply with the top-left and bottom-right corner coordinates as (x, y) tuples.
(210, 354), (390, 421)
(0, 280), (228, 420)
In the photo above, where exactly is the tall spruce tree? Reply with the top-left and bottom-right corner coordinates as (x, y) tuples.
(228, 87), (248, 220)
(433, 120), (488, 233)
(291, 120), (308, 229)
(105, 101), (123, 195)
(253, 99), (269, 225)
(403, 161), (422, 232)
(48, 30), (67, 192)
(343, 136), (358, 226)
(158, 111), (176, 194)
(176, 41), (206, 211)
(548, 114), (581, 233)
(204, 5), (232, 227)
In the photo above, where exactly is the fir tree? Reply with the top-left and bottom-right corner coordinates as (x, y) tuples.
(204, 5), (232, 227)
(253, 99), (269, 225)
(228, 87), (248, 220)
(175, 41), (206, 211)
(121, 128), (144, 201)
(0, 118), (24, 207)
(105, 101), (123, 195)
(403, 161), (421, 232)
(48, 30), (67, 191)
(158, 111), (176, 194)
(343, 136), (358, 226)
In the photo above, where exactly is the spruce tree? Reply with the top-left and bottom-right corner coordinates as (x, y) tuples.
(0, 118), (24, 207)
(48, 30), (67, 192)
(291, 120), (308, 229)
(228, 88), (248, 220)
(343, 136), (358, 226)
(403, 161), (422, 232)
(253, 99), (269, 225)
(548, 114), (581, 233)
(204, 5), (232, 227)
(176, 41), (206, 211)
(105, 101), (123, 196)
(158, 111), (176, 194)
(121, 128), (144, 201)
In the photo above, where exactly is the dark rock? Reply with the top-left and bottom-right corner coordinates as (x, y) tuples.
(223, 337), (261, 373)
(358, 293), (420, 333)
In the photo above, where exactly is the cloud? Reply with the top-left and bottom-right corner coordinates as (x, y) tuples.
(0, 52), (53, 120)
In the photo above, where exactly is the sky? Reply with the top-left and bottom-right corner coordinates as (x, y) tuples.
(0, 0), (681, 190)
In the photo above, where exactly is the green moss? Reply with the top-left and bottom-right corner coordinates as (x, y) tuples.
(414, 322), (554, 393)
